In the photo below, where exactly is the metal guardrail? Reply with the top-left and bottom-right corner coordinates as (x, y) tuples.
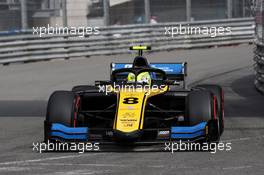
(0, 17), (255, 65)
(254, 40), (264, 93)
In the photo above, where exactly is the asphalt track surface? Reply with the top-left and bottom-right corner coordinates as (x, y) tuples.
(0, 44), (264, 175)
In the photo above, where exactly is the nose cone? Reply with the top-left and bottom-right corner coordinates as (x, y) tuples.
(113, 129), (143, 142)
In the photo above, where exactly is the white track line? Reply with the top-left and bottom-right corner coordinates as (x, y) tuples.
(31, 163), (128, 167)
(222, 165), (252, 170)
(222, 135), (264, 143)
(0, 167), (31, 171)
(0, 154), (103, 166)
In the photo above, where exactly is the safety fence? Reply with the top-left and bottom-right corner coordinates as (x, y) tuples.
(0, 17), (254, 65)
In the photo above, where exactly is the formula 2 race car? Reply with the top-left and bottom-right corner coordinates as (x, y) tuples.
(44, 46), (224, 146)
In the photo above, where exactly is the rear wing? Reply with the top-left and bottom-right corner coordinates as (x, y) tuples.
(110, 62), (187, 87)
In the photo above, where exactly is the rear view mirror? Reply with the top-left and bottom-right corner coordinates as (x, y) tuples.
(95, 81), (111, 86)
(164, 80), (181, 85)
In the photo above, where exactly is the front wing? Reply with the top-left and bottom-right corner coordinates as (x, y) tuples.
(45, 121), (210, 143)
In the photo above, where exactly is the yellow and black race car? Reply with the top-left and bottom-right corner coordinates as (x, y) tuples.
(44, 46), (224, 146)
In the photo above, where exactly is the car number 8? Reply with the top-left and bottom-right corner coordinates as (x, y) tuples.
(123, 97), (139, 104)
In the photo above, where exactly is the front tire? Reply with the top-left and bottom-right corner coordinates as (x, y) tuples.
(195, 84), (224, 135)
(44, 91), (79, 142)
(187, 90), (220, 142)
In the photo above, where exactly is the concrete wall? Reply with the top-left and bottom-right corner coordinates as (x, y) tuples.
(110, 1), (135, 25)
(192, 0), (226, 20)
(66, 0), (89, 27)
(150, 0), (186, 22)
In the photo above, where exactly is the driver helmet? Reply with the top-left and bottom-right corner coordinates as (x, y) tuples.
(132, 56), (149, 68)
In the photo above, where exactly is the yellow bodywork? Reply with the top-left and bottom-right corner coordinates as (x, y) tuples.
(130, 46), (149, 50)
(113, 86), (168, 133)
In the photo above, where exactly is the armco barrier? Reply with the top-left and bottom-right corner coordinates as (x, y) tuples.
(0, 17), (255, 65)
(254, 40), (264, 93)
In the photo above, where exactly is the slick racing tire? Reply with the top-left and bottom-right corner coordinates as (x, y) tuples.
(195, 84), (224, 135)
(187, 90), (220, 142)
(45, 91), (80, 142)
